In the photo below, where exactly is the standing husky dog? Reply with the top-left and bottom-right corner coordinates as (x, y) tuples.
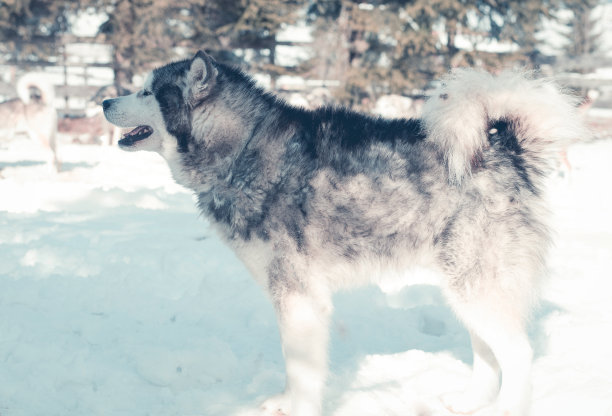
(0, 73), (58, 168)
(103, 51), (586, 416)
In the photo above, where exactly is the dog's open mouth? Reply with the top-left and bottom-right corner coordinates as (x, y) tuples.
(118, 125), (153, 146)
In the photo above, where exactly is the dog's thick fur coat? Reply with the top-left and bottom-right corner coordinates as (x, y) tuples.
(103, 52), (587, 416)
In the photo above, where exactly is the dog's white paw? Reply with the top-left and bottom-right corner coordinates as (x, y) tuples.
(260, 393), (291, 416)
(441, 391), (491, 415)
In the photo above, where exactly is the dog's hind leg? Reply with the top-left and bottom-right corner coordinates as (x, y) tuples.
(47, 110), (60, 171)
(261, 289), (332, 416)
(437, 203), (546, 415)
(444, 283), (534, 416)
(442, 330), (501, 413)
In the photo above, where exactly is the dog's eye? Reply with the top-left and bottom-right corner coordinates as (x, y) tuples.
(142, 90), (152, 97)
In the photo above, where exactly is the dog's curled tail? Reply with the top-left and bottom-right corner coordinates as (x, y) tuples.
(422, 69), (589, 184)
(17, 72), (56, 105)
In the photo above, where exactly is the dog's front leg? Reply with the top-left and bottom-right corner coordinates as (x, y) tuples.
(261, 290), (332, 416)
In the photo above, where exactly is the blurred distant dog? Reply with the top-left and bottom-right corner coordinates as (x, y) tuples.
(0, 73), (58, 168)
(103, 51), (587, 416)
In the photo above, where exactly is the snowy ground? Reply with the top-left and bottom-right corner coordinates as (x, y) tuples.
(1, 133), (611, 416)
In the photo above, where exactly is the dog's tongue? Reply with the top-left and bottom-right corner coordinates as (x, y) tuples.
(126, 126), (149, 137)
(119, 125), (153, 147)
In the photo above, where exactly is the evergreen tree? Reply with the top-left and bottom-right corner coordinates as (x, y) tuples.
(0, 0), (78, 63)
(559, 0), (603, 74)
(97, 0), (300, 92)
(189, 0), (301, 83)
(97, 0), (195, 93)
(307, 0), (570, 108)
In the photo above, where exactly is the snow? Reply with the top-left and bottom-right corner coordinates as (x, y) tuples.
(1, 133), (612, 416)
(68, 9), (108, 38)
(276, 23), (313, 44)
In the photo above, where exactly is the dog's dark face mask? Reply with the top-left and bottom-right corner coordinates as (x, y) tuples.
(151, 51), (218, 154)
(103, 51), (218, 155)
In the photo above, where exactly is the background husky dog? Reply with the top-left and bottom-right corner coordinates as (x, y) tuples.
(103, 51), (586, 416)
(0, 73), (59, 169)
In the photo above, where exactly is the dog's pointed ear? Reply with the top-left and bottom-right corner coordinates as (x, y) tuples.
(187, 50), (216, 102)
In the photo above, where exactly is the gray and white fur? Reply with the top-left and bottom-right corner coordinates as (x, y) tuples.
(103, 51), (588, 416)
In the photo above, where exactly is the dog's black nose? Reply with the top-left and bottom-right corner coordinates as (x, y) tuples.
(102, 99), (111, 111)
